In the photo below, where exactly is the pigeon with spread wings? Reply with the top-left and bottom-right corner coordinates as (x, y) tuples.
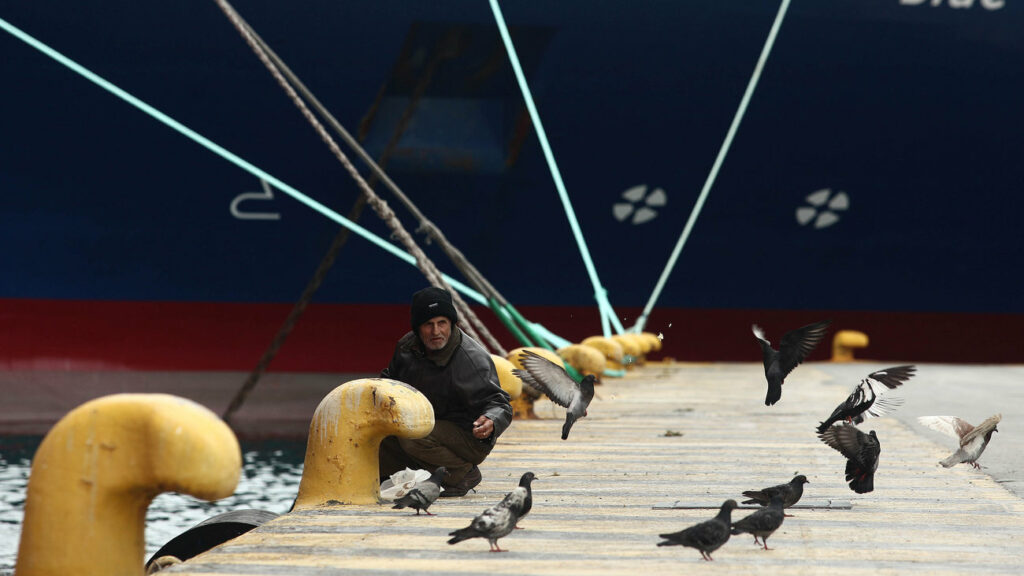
(918, 414), (1001, 469)
(816, 365), (916, 433)
(752, 319), (831, 406)
(818, 423), (880, 494)
(512, 349), (596, 440)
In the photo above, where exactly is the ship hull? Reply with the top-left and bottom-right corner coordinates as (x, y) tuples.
(1, 0), (1022, 372)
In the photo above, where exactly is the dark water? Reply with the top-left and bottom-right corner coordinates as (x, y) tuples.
(0, 436), (305, 575)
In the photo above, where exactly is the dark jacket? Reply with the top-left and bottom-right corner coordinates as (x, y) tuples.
(381, 328), (512, 445)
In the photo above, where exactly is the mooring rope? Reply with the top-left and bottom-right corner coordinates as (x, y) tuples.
(221, 6), (514, 356)
(489, 0), (623, 338)
(212, 0), (502, 357)
(632, 0), (792, 333)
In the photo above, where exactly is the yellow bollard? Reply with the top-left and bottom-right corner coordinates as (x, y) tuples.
(832, 330), (869, 362)
(580, 336), (625, 372)
(556, 344), (607, 380)
(490, 355), (523, 400)
(293, 378), (434, 508)
(506, 347), (565, 419)
(16, 394), (241, 576)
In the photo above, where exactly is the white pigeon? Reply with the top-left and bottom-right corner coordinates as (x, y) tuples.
(918, 414), (1001, 469)
(447, 494), (521, 552)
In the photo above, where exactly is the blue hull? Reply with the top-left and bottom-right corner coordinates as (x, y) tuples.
(1, 1), (1022, 366)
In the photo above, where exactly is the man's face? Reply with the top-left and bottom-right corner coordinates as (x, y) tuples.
(418, 316), (451, 351)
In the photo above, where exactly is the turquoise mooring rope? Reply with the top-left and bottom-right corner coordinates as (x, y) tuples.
(489, 0), (621, 337)
(632, 0), (792, 333)
(0, 14), (487, 306)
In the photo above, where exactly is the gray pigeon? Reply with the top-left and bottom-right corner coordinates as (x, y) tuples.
(818, 423), (880, 494)
(918, 414), (1001, 469)
(817, 365), (916, 433)
(752, 319), (831, 406)
(731, 493), (785, 550)
(447, 489), (524, 552)
(741, 475), (808, 514)
(657, 499), (738, 561)
(505, 471), (536, 528)
(391, 467), (446, 516)
(512, 349), (596, 440)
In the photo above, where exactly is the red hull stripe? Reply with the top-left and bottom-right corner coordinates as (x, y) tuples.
(0, 299), (1021, 372)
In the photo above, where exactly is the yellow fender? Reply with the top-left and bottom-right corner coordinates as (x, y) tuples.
(490, 355), (523, 400)
(294, 378), (434, 508)
(16, 394), (241, 576)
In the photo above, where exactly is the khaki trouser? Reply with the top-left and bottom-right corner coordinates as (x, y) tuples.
(379, 420), (492, 487)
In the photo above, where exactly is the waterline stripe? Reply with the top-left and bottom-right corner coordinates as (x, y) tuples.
(0, 15), (486, 305)
(633, 0), (792, 332)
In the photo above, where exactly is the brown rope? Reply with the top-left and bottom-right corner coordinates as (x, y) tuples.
(222, 195), (368, 424)
(212, 0), (504, 353)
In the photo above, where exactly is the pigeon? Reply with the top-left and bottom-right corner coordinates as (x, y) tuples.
(818, 423), (880, 494)
(917, 414), (1001, 469)
(731, 493), (786, 550)
(505, 471), (536, 528)
(656, 499), (738, 561)
(816, 365), (916, 433)
(752, 319), (831, 406)
(740, 475), (808, 515)
(512, 349), (596, 439)
(391, 467), (446, 515)
(447, 492), (523, 552)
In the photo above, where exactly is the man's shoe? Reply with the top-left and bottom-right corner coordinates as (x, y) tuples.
(439, 465), (481, 497)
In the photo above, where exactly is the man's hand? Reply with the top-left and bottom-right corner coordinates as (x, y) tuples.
(472, 416), (494, 439)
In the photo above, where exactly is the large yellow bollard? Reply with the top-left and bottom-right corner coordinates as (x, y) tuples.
(832, 330), (869, 362)
(294, 379), (434, 508)
(490, 355), (523, 400)
(16, 394), (241, 576)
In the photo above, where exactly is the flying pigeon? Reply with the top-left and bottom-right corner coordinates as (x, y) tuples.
(512, 349), (596, 439)
(656, 499), (738, 561)
(391, 467), (446, 515)
(917, 414), (1001, 469)
(816, 365), (916, 433)
(504, 471), (536, 529)
(740, 475), (808, 515)
(818, 423), (880, 494)
(447, 490), (523, 552)
(731, 493), (786, 550)
(752, 319), (831, 406)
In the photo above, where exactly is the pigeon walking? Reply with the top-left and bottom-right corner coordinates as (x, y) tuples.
(818, 423), (880, 494)
(656, 499), (738, 561)
(512, 349), (596, 439)
(447, 492), (523, 552)
(504, 471), (536, 528)
(390, 467), (446, 516)
(917, 414), (1001, 469)
(741, 475), (808, 515)
(752, 319), (831, 406)
(816, 365), (916, 433)
(731, 493), (786, 550)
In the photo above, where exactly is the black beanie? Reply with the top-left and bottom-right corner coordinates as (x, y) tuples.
(410, 286), (458, 331)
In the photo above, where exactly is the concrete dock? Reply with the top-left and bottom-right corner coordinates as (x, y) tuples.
(168, 362), (1024, 574)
